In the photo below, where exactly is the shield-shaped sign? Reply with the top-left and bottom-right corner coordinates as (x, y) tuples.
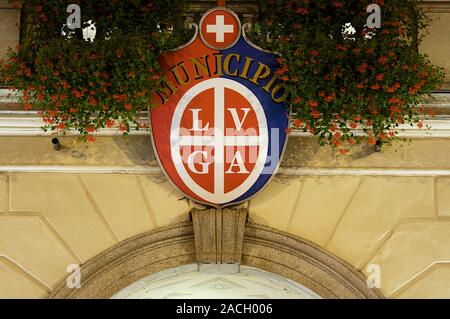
(150, 7), (289, 207)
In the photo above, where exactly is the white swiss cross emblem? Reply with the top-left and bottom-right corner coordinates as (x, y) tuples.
(199, 8), (241, 50)
(206, 15), (234, 43)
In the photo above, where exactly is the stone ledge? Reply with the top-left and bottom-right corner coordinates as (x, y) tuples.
(0, 135), (448, 172)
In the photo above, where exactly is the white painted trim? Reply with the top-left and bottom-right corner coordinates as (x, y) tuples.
(278, 168), (450, 177)
(1, 165), (450, 177)
(0, 111), (450, 137)
(0, 165), (161, 174)
(291, 117), (450, 138)
(0, 89), (20, 103)
(1, 91), (450, 137)
(0, 110), (150, 136)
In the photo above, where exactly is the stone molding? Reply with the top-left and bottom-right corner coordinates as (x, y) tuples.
(192, 207), (247, 264)
(48, 221), (383, 299)
(49, 222), (196, 298)
(242, 223), (383, 299)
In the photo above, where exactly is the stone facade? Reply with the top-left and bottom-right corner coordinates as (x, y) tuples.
(1, 0), (450, 299)
(0, 135), (449, 298)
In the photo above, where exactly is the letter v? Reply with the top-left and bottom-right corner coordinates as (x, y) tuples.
(228, 108), (250, 130)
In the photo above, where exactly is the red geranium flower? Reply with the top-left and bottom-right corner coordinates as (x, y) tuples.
(119, 122), (127, 132)
(89, 97), (98, 107)
(115, 48), (125, 59)
(310, 109), (321, 119)
(295, 7), (309, 15)
(106, 119), (115, 128)
(308, 100), (318, 107)
(127, 71), (136, 79)
(357, 63), (368, 73)
(378, 56), (388, 64)
(293, 119), (303, 128)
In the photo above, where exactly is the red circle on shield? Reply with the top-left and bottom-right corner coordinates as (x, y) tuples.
(199, 8), (241, 50)
(170, 78), (269, 205)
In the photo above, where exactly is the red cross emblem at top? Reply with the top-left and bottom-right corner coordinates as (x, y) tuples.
(199, 8), (241, 50)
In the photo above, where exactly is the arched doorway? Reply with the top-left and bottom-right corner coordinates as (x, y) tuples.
(112, 264), (321, 299)
(48, 221), (383, 299)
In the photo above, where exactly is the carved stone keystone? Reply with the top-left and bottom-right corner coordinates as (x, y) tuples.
(191, 206), (248, 264)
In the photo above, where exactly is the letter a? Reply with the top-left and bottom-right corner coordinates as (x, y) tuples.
(366, 4), (381, 29)
(226, 151), (249, 174)
(66, 264), (81, 289)
(67, 4), (81, 30)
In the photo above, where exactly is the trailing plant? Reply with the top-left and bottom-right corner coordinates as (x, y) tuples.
(249, 0), (444, 154)
(0, 0), (445, 153)
(0, 0), (189, 141)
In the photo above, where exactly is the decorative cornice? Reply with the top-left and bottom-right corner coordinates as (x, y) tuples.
(1, 165), (450, 178)
(0, 113), (449, 137)
(2, 90), (450, 137)
(419, 1), (450, 13)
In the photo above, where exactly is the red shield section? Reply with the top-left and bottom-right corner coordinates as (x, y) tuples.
(150, 7), (289, 207)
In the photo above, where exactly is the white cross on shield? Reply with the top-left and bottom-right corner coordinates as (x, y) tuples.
(170, 78), (269, 204)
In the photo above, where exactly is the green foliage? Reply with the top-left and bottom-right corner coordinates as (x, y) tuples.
(249, 0), (444, 153)
(0, 0), (188, 140)
(0, 0), (445, 151)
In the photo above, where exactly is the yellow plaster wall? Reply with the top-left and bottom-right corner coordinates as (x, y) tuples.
(0, 0), (449, 298)
(0, 135), (450, 298)
(1, 1), (450, 291)
(0, 1), (20, 63)
(1, 172), (450, 298)
(250, 175), (450, 298)
(420, 2), (450, 89)
(0, 172), (190, 298)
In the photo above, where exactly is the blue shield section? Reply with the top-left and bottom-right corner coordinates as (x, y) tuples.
(221, 38), (289, 205)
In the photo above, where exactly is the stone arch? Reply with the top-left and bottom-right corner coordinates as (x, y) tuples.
(48, 220), (383, 299)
